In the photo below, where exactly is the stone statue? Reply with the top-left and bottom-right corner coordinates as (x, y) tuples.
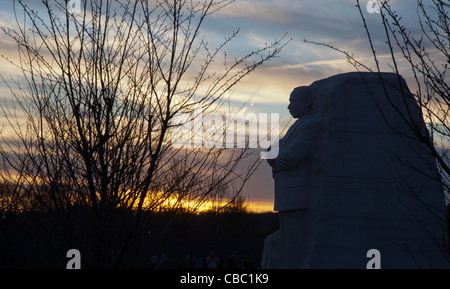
(263, 72), (448, 269)
(262, 85), (329, 269)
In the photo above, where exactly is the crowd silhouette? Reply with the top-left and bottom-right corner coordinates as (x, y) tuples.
(147, 251), (256, 269)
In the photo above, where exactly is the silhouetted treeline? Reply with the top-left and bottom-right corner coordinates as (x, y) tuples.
(0, 207), (278, 268)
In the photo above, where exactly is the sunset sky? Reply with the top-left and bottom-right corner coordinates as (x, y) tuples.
(0, 0), (426, 212)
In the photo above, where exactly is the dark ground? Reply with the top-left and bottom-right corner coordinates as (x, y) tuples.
(146, 212), (279, 269)
(0, 209), (279, 269)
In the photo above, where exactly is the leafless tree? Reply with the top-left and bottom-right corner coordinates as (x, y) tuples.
(0, 0), (287, 268)
(306, 0), (449, 262)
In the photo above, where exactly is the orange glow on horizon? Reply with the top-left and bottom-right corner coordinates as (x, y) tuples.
(137, 192), (275, 214)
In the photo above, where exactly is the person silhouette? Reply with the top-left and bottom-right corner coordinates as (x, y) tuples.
(266, 86), (328, 268)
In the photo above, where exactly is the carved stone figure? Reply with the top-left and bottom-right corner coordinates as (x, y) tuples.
(262, 72), (448, 269)
(262, 86), (329, 269)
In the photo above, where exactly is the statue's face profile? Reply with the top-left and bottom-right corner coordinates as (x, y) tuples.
(288, 87), (311, 118)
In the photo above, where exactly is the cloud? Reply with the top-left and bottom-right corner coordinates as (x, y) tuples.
(215, 0), (296, 25)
